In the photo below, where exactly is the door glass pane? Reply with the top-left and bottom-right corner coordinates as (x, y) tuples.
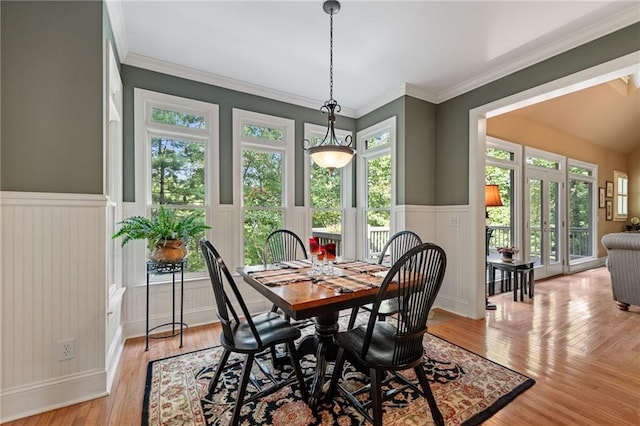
(568, 180), (593, 259)
(529, 178), (542, 266)
(548, 182), (560, 263)
(485, 166), (514, 258)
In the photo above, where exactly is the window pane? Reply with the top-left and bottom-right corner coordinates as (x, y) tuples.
(310, 163), (340, 207)
(243, 125), (283, 141)
(367, 155), (391, 208)
(568, 180), (593, 258)
(365, 131), (390, 150)
(367, 211), (390, 261)
(151, 137), (205, 205)
(568, 166), (592, 176)
(311, 211), (342, 256)
(486, 147), (514, 161)
(242, 150), (283, 207)
(151, 108), (205, 129)
(527, 156), (559, 169)
(243, 209), (283, 265)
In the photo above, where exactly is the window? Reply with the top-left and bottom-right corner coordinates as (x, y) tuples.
(357, 117), (395, 260)
(567, 160), (597, 263)
(234, 109), (294, 266)
(305, 124), (352, 257)
(134, 89), (218, 275)
(614, 170), (628, 220)
(485, 138), (522, 258)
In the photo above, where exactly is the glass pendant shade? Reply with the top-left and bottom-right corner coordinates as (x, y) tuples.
(308, 145), (355, 170)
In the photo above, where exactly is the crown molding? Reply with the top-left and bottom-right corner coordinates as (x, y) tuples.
(110, 2), (638, 117)
(354, 83), (438, 117)
(437, 4), (640, 103)
(123, 53), (357, 118)
(105, 0), (129, 62)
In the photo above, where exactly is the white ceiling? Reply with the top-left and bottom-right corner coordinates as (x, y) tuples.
(109, 1), (640, 151)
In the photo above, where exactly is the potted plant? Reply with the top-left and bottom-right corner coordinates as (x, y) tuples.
(112, 206), (211, 263)
(497, 246), (518, 263)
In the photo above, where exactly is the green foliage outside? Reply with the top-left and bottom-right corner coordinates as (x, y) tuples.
(367, 155), (391, 227)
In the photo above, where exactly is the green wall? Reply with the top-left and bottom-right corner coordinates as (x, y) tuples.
(1, 0), (636, 209)
(435, 22), (640, 205)
(1, 1), (104, 193)
(355, 96), (437, 206)
(121, 65), (356, 205)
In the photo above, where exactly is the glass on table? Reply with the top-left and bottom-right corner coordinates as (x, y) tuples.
(309, 237), (322, 276)
(322, 243), (337, 276)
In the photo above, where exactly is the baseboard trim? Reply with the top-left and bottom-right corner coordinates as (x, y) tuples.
(0, 370), (107, 423)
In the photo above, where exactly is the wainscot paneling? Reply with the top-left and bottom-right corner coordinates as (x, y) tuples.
(0, 192), (109, 422)
(400, 204), (476, 318)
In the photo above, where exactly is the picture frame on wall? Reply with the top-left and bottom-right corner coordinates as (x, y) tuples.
(606, 200), (613, 221)
(606, 181), (614, 198)
(599, 187), (605, 208)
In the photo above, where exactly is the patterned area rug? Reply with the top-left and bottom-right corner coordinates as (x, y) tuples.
(144, 320), (534, 425)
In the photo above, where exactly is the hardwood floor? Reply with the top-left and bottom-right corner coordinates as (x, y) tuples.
(4, 267), (639, 425)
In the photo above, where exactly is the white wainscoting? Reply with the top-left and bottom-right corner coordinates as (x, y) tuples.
(399, 204), (477, 318)
(0, 192), (110, 422)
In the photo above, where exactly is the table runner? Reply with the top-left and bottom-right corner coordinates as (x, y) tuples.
(336, 261), (388, 274)
(248, 269), (313, 286)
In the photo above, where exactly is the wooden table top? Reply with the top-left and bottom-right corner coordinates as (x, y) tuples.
(238, 262), (390, 321)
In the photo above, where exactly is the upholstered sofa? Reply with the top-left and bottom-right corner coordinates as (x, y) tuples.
(601, 232), (640, 311)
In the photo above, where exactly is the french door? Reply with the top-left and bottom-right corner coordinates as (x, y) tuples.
(525, 149), (565, 279)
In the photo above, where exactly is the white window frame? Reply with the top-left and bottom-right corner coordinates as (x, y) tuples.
(133, 89), (219, 281)
(567, 159), (598, 266)
(304, 123), (353, 256)
(485, 137), (523, 256)
(233, 108), (295, 265)
(356, 116), (396, 261)
(613, 170), (628, 221)
(106, 41), (123, 299)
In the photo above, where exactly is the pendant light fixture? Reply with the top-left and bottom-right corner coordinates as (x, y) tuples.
(301, 0), (355, 171)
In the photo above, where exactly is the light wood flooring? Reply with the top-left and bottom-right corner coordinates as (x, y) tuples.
(4, 267), (639, 425)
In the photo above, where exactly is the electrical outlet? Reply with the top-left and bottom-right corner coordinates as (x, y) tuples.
(56, 338), (75, 361)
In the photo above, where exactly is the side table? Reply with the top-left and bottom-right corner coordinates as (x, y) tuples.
(488, 259), (535, 302)
(146, 260), (188, 351)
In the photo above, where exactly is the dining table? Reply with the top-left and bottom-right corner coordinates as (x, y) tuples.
(237, 259), (391, 410)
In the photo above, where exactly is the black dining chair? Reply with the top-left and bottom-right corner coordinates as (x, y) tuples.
(329, 242), (447, 426)
(348, 230), (423, 329)
(200, 240), (309, 425)
(263, 229), (308, 316)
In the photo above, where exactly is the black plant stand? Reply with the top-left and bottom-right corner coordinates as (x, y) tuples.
(145, 260), (187, 351)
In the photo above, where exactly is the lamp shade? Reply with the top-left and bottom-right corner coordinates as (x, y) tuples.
(485, 184), (504, 207)
(308, 145), (355, 170)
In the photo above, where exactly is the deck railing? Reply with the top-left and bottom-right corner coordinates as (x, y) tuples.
(488, 225), (592, 260)
(311, 227), (391, 259)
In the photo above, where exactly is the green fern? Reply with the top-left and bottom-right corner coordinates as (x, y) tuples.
(112, 206), (211, 249)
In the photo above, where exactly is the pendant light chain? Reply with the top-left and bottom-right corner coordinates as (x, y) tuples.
(300, 0), (355, 171)
(329, 9), (334, 103)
